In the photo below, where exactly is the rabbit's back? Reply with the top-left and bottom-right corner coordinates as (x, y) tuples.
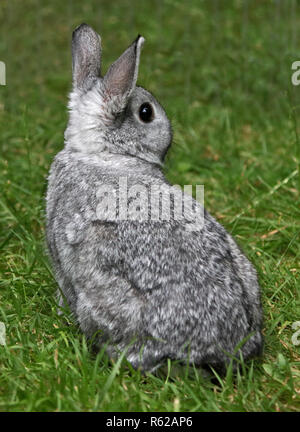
(46, 150), (262, 371)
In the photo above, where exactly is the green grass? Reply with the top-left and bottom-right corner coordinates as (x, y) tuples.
(0, 0), (299, 412)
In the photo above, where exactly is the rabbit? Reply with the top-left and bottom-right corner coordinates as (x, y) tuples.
(46, 23), (263, 374)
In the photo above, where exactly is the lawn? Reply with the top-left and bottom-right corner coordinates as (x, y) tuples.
(0, 0), (299, 412)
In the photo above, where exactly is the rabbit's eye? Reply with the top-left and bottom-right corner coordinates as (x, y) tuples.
(139, 103), (154, 123)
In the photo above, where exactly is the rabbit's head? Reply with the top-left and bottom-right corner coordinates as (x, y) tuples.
(64, 24), (172, 165)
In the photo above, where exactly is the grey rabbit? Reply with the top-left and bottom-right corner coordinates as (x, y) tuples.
(46, 23), (263, 374)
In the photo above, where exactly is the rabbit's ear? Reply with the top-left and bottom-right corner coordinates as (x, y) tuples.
(103, 35), (145, 107)
(72, 23), (101, 90)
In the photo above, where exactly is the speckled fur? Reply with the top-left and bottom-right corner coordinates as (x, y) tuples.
(46, 24), (263, 373)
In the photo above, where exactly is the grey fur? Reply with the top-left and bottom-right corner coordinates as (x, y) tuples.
(46, 24), (263, 373)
